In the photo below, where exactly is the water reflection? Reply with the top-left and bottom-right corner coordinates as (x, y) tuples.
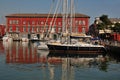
(0, 41), (4, 53)
(4, 41), (44, 64)
(48, 52), (107, 68)
(2, 41), (114, 80)
(1, 41), (120, 80)
(108, 52), (120, 62)
(4, 41), (106, 65)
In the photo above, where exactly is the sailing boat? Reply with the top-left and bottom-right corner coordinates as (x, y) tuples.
(47, 0), (106, 54)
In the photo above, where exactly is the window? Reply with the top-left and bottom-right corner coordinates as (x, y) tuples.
(23, 21), (26, 25)
(46, 25), (49, 29)
(9, 20), (12, 24)
(82, 26), (86, 33)
(79, 20), (86, 25)
(13, 20), (19, 24)
(58, 27), (62, 33)
(32, 21), (35, 25)
(28, 21), (31, 25)
(74, 26), (78, 33)
(36, 27), (39, 32)
(50, 22), (52, 25)
(75, 20), (78, 25)
(79, 20), (82, 25)
(82, 20), (85, 25)
(58, 22), (61, 25)
(9, 26), (12, 32)
(51, 28), (55, 33)
(23, 26), (26, 32)
(9, 20), (19, 25)
(28, 26), (30, 33)
(32, 27), (34, 32)
(13, 20), (15, 24)
(16, 20), (19, 24)
(41, 21), (44, 25)
(41, 26), (44, 32)
(37, 21), (41, 25)
(16, 26), (19, 32)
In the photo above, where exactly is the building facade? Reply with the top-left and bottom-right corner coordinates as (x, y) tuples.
(109, 18), (120, 41)
(6, 13), (90, 40)
(0, 24), (5, 37)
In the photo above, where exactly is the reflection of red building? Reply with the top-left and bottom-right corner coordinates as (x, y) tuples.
(5, 42), (62, 64)
(6, 49), (62, 64)
(0, 41), (4, 53)
(5, 13), (90, 39)
(0, 24), (5, 37)
(5, 42), (45, 63)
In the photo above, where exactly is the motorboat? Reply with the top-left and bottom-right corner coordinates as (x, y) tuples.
(37, 42), (48, 50)
(30, 34), (39, 41)
(21, 35), (29, 42)
(2, 34), (13, 42)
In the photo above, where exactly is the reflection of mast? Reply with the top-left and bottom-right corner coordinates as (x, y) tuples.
(62, 58), (68, 80)
(16, 41), (19, 60)
(62, 57), (74, 80)
(48, 62), (54, 80)
(47, 57), (62, 80)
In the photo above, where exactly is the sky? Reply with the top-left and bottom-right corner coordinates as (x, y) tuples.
(0, 0), (120, 25)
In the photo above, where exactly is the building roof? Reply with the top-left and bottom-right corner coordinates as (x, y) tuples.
(109, 18), (120, 23)
(6, 13), (90, 18)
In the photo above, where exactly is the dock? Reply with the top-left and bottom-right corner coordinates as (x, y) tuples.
(106, 41), (120, 54)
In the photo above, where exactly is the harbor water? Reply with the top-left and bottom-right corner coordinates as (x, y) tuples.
(0, 41), (120, 80)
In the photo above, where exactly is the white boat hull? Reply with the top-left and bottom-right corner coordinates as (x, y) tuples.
(22, 38), (29, 42)
(2, 36), (13, 42)
(37, 42), (48, 50)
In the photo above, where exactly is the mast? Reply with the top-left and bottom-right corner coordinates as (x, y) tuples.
(62, 0), (74, 43)
(61, 0), (68, 43)
(68, 0), (74, 44)
(62, 0), (69, 33)
(62, 0), (66, 33)
(70, 0), (74, 35)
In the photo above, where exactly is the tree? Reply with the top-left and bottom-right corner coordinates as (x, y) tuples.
(88, 14), (112, 38)
(96, 15), (112, 39)
(97, 23), (105, 30)
(100, 15), (112, 27)
(88, 24), (99, 37)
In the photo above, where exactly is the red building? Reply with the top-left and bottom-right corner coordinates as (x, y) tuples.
(6, 13), (90, 40)
(0, 24), (5, 37)
(112, 33), (120, 42)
